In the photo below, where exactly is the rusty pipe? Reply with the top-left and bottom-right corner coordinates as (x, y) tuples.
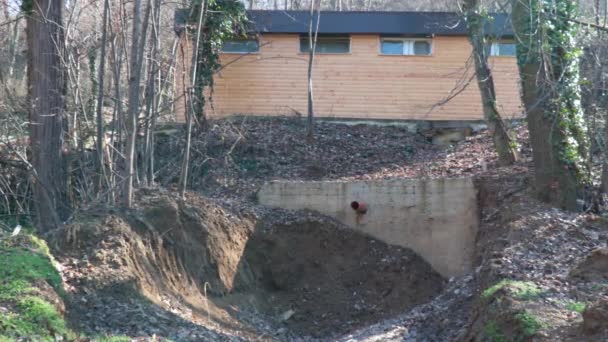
(350, 201), (368, 214)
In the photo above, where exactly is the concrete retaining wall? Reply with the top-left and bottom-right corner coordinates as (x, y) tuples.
(257, 178), (479, 278)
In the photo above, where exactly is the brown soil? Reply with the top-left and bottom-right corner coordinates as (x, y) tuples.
(570, 248), (608, 282)
(154, 117), (530, 199)
(582, 297), (608, 336)
(461, 175), (608, 342)
(49, 191), (444, 340)
(243, 221), (444, 337)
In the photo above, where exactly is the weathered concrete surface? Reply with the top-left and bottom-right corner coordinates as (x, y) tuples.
(257, 178), (479, 278)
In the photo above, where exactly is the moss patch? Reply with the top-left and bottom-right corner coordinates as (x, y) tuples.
(565, 301), (587, 313)
(484, 320), (506, 342)
(482, 280), (544, 301)
(94, 336), (132, 342)
(0, 232), (132, 341)
(515, 311), (543, 338)
(0, 246), (62, 299)
(0, 296), (73, 339)
(0, 234), (71, 340)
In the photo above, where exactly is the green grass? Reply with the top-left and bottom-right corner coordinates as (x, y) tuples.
(0, 241), (63, 299)
(482, 280), (544, 301)
(0, 234), (133, 341)
(484, 320), (506, 342)
(565, 301), (587, 313)
(93, 336), (132, 342)
(0, 296), (73, 340)
(515, 311), (543, 338)
(0, 234), (71, 340)
(0, 279), (33, 301)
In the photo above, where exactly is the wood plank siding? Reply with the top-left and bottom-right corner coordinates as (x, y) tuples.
(176, 33), (522, 121)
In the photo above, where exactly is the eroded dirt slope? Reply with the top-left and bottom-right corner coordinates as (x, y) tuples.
(47, 191), (444, 340)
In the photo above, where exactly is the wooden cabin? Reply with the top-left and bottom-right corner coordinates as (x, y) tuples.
(174, 10), (522, 122)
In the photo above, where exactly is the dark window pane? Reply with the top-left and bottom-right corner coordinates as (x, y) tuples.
(381, 40), (404, 54)
(222, 40), (259, 53)
(499, 43), (516, 56)
(300, 38), (309, 52)
(413, 41), (431, 55)
(300, 37), (350, 53)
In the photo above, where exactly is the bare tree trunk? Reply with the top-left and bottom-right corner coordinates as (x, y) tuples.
(143, 0), (161, 187)
(7, 18), (20, 80)
(249, 0), (253, 9)
(179, 1), (208, 198)
(462, 0), (517, 165)
(179, 0), (206, 198)
(142, 52), (154, 186)
(306, 0), (320, 143)
(123, 0), (144, 207)
(597, 1), (608, 193)
(95, 0), (110, 194)
(26, 0), (67, 231)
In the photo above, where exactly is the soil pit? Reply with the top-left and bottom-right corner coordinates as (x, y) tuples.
(51, 193), (445, 339)
(241, 221), (446, 337)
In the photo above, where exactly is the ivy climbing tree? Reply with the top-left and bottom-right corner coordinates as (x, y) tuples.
(179, 0), (247, 197)
(512, 0), (589, 210)
(188, 0), (247, 125)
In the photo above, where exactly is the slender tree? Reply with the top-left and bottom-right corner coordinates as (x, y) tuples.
(142, 0), (162, 187)
(512, 0), (589, 210)
(123, 0), (141, 207)
(179, 0), (206, 199)
(462, 0), (517, 165)
(25, 0), (68, 231)
(95, 0), (110, 193)
(123, 0), (152, 206)
(306, 0), (321, 142)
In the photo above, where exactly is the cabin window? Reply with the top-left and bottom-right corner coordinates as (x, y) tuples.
(300, 36), (351, 54)
(490, 41), (516, 56)
(221, 39), (259, 53)
(380, 38), (432, 56)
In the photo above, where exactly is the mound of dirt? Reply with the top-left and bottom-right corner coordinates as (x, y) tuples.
(583, 297), (608, 335)
(570, 248), (608, 282)
(49, 192), (444, 339)
(243, 221), (445, 337)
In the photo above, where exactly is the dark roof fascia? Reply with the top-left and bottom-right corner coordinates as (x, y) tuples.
(174, 9), (514, 37)
(247, 10), (514, 36)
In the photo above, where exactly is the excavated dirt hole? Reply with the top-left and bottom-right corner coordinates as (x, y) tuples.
(52, 194), (446, 338)
(236, 221), (446, 337)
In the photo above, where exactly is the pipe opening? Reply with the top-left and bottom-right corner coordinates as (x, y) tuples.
(351, 201), (367, 214)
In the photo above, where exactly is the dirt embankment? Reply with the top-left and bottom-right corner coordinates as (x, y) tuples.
(48, 192), (444, 340)
(462, 175), (608, 341)
(153, 117), (530, 199)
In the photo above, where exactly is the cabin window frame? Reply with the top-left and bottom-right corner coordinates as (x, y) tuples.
(299, 35), (352, 54)
(221, 38), (260, 54)
(379, 37), (433, 56)
(489, 40), (516, 57)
